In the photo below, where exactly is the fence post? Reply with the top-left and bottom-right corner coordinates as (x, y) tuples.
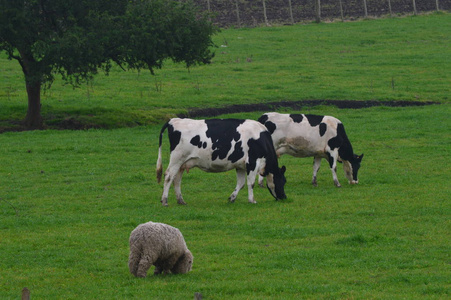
(234, 0), (241, 27)
(315, 0), (321, 23)
(388, 0), (393, 16)
(363, 0), (368, 18)
(262, 0), (271, 26)
(288, 0), (295, 24)
(436, 0), (440, 10)
(339, 0), (344, 21)
(194, 292), (203, 300)
(412, 0), (417, 15)
(22, 288), (30, 300)
(206, 0), (211, 21)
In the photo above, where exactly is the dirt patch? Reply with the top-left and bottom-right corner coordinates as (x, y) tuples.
(178, 99), (439, 119)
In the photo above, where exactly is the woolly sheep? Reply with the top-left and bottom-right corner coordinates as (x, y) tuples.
(128, 221), (193, 277)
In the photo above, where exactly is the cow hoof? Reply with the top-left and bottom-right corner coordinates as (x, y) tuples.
(177, 198), (187, 205)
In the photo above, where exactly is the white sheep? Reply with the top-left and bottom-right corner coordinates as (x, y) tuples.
(128, 221), (193, 277)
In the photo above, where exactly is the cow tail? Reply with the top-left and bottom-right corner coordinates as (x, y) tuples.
(156, 121), (170, 183)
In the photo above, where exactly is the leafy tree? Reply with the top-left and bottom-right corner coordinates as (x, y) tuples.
(0, 0), (216, 129)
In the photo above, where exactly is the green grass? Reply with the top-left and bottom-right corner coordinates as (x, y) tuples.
(0, 12), (450, 299)
(1, 13), (450, 130)
(1, 104), (450, 299)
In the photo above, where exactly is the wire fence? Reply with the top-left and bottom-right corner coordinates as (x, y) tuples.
(193, 0), (450, 26)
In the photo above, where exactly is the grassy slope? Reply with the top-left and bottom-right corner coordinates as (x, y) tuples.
(1, 104), (450, 299)
(0, 13), (450, 130)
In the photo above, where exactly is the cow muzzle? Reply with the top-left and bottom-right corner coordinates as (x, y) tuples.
(277, 194), (287, 200)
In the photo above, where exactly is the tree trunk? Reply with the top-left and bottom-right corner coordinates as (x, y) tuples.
(24, 80), (43, 129)
(18, 49), (44, 129)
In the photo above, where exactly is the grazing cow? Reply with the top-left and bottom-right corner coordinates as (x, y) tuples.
(156, 118), (286, 206)
(258, 112), (363, 187)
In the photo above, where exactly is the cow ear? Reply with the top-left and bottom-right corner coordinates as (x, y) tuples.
(358, 153), (364, 161)
(281, 166), (286, 174)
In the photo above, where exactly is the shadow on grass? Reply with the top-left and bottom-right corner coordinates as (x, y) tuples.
(179, 99), (439, 118)
(0, 100), (439, 133)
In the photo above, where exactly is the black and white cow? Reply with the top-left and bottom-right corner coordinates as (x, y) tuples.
(258, 112), (363, 187)
(156, 118), (287, 206)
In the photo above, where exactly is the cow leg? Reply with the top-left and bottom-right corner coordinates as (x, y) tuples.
(257, 174), (265, 188)
(173, 168), (186, 205)
(229, 169), (246, 203)
(327, 152), (341, 187)
(161, 163), (183, 206)
(312, 157), (322, 187)
(246, 171), (258, 204)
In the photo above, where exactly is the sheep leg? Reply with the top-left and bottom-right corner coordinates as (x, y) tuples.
(161, 254), (182, 274)
(136, 257), (153, 278)
(128, 252), (141, 277)
(154, 264), (163, 275)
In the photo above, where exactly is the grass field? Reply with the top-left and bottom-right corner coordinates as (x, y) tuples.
(1, 104), (450, 299)
(1, 13), (450, 129)
(0, 13), (450, 299)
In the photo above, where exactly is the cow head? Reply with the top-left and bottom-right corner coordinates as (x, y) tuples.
(343, 153), (364, 184)
(266, 166), (287, 200)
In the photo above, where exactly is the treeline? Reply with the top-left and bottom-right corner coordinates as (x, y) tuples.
(193, 0), (450, 26)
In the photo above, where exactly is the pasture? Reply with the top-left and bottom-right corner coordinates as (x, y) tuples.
(0, 13), (450, 299)
(1, 13), (450, 130)
(1, 104), (450, 299)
